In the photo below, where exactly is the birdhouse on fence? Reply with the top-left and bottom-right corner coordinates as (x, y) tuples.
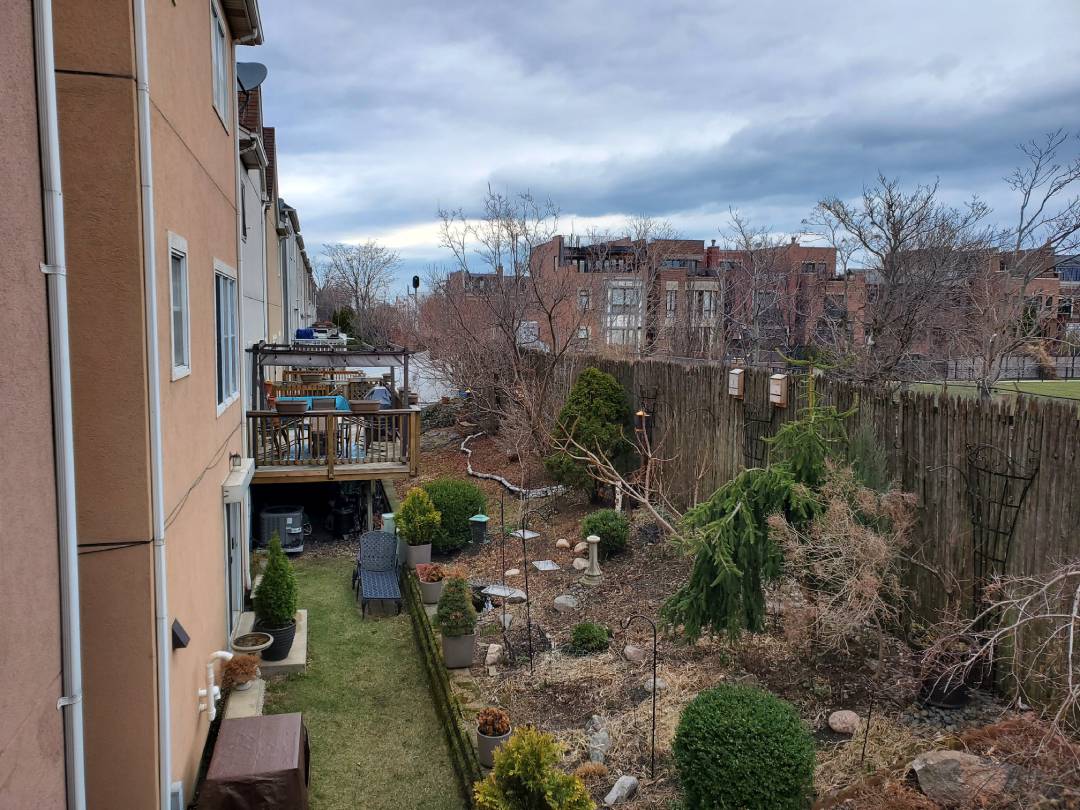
(727, 368), (744, 399)
(768, 374), (788, 407)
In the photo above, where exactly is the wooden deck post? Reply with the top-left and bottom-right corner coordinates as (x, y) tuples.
(327, 413), (336, 479)
(408, 408), (420, 476)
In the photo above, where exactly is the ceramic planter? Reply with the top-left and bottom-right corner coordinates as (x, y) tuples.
(405, 543), (431, 569)
(419, 578), (445, 605)
(349, 399), (381, 414)
(254, 618), (297, 662)
(275, 400), (308, 415)
(441, 632), (476, 669)
(477, 727), (512, 768)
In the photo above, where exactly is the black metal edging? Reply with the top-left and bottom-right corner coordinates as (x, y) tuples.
(403, 570), (482, 807)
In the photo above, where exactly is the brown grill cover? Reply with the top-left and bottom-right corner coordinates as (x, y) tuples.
(199, 713), (309, 809)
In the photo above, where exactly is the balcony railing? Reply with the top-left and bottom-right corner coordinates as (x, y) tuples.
(247, 408), (419, 478)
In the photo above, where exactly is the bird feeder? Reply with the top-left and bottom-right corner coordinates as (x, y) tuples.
(768, 374), (789, 407)
(727, 368), (744, 399)
(469, 514), (490, 545)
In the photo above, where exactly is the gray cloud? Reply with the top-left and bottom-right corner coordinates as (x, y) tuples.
(252, 0), (1080, 279)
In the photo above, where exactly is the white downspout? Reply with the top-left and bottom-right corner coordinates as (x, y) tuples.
(33, 1), (86, 807)
(132, 1), (171, 808)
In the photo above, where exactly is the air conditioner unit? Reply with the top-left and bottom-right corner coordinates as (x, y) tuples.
(260, 505), (308, 553)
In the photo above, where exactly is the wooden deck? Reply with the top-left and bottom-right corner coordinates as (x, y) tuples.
(252, 461), (412, 484)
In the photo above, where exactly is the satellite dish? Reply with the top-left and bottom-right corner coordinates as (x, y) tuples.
(236, 62), (268, 92)
(412, 275), (420, 290)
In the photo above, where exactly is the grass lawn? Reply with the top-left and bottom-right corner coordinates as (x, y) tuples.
(912, 379), (1080, 402)
(264, 553), (465, 810)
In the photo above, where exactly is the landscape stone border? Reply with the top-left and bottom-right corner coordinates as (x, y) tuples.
(403, 570), (482, 807)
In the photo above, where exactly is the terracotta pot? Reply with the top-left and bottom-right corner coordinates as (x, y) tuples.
(477, 728), (512, 768)
(442, 632), (476, 669)
(419, 578), (445, 605)
(405, 543), (431, 569)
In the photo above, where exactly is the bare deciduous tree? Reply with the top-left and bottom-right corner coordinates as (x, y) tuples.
(957, 130), (1080, 397)
(318, 240), (401, 343)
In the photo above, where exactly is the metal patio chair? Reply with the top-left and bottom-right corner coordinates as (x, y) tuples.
(352, 530), (401, 618)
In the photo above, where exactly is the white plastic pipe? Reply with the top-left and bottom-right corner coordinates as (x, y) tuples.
(198, 651), (234, 722)
(33, 1), (86, 807)
(131, 2), (171, 808)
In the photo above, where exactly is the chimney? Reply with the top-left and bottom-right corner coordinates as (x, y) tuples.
(711, 239), (716, 247)
(790, 236), (798, 246)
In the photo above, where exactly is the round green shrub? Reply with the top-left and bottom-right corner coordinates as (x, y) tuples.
(421, 478), (487, 552)
(397, 487), (441, 547)
(568, 622), (610, 655)
(673, 684), (815, 810)
(253, 536), (298, 627)
(580, 509), (630, 558)
(474, 727), (594, 810)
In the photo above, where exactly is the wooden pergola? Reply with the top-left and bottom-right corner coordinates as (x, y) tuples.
(247, 342), (412, 410)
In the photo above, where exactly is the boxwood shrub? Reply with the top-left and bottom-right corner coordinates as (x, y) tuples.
(673, 684), (815, 810)
(580, 509), (630, 558)
(422, 478), (487, 553)
(568, 622), (610, 655)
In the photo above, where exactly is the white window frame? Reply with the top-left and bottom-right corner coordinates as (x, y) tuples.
(168, 232), (191, 380)
(214, 261), (239, 414)
(210, 1), (230, 129)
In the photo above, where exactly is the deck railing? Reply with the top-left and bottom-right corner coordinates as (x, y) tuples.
(247, 408), (420, 477)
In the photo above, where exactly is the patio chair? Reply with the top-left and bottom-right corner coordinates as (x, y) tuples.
(352, 531), (401, 618)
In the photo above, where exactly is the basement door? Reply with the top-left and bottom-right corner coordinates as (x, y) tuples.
(225, 501), (244, 634)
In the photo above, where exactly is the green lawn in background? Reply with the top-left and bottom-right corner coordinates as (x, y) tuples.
(911, 379), (1080, 402)
(264, 554), (465, 810)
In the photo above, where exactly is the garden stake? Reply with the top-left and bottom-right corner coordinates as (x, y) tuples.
(519, 496), (534, 673)
(499, 489), (508, 647)
(622, 614), (658, 778)
(860, 696), (874, 766)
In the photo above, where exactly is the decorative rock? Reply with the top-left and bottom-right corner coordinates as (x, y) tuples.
(504, 568), (520, 578)
(487, 666), (499, 677)
(574, 541), (588, 554)
(553, 595), (580, 613)
(604, 775), (639, 806)
(588, 728), (610, 763)
(556, 538), (571, 549)
(644, 676), (667, 693)
(485, 644), (504, 666)
(909, 750), (1013, 807)
(828, 710), (860, 735)
(622, 644), (647, 664)
(585, 715), (606, 733)
(572, 557), (589, 571)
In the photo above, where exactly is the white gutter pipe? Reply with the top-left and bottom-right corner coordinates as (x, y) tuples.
(33, 1), (86, 807)
(131, 1), (172, 808)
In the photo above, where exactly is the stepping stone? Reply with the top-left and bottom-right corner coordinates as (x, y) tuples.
(604, 775), (639, 806)
(510, 529), (540, 540)
(555, 538), (571, 549)
(482, 584), (527, 603)
(532, 560), (559, 571)
(553, 594), (580, 613)
(572, 558), (589, 571)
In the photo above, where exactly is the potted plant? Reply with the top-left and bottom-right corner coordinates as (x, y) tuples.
(222, 654), (261, 691)
(476, 707), (512, 768)
(397, 488), (441, 569)
(349, 399), (381, 414)
(415, 563), (447, 605)
(436, 576), (477, 668)
(253, 536), (299, 662)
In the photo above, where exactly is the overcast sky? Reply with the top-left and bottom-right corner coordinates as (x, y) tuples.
(251, 0), (1080, 288)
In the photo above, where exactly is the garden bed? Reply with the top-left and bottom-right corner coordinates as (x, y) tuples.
(399, 429), (1037, 808)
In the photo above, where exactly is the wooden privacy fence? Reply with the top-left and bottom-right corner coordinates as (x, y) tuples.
(554, 354), (1080, 626)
